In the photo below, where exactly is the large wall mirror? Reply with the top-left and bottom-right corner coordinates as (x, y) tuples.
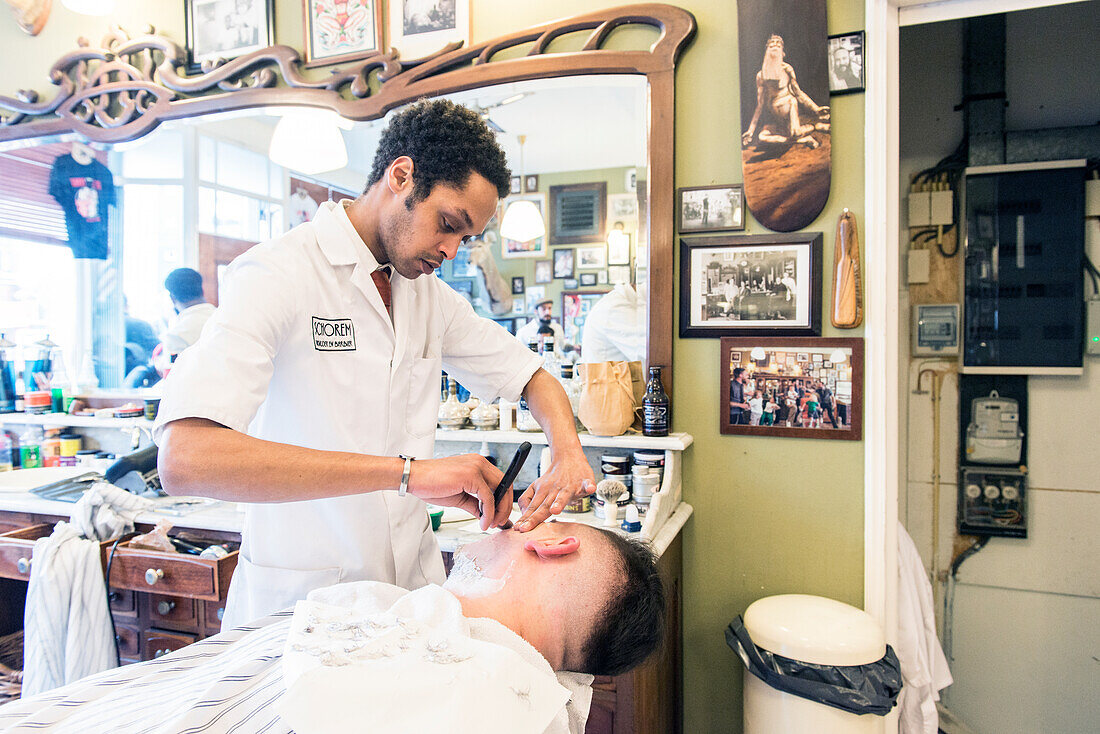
(0, 6), (694, 394)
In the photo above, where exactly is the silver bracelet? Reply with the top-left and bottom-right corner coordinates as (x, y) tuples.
(397, 455), (414, 497)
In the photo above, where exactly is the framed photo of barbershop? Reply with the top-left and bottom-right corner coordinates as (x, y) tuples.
(677, 184), (745, 233)
(721, 336), (864, 440)
(679, 232), (822, 338)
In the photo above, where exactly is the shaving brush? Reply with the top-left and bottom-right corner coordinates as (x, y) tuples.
(595, 478), (627, 527)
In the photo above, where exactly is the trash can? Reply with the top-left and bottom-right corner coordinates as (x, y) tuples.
(726, 594), (902, 734)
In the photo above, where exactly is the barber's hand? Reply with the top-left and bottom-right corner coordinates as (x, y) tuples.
(513, 452), (596, 532)
(406, 454), (511, 531)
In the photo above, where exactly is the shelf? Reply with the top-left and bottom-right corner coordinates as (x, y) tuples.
(434, 428), (693, 451)
(0, 412), (154, 429)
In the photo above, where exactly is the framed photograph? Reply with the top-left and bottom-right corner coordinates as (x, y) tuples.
(509, 176), (522, 195)
(608, 193), (638, 221)
(450, 246), (477, 277)
(608, 264), (632, 285)
(524, 174), (539, 193)
(721, 337), (863, 440)
(577, 245), (607, 270)
(579, 272), (597, 287)
(796, 352), (809, 362)
(500, 193), (547, 259)
(677, 184), (745, 234)
(511, 276), (525, 295)
(550, 182), (606, 245)
(303, 0), (382, 67)
(553, 248), (575, 279)
(828, 31), (865, 95)
(388, 0), (469, 61)
(511, 300), (525, 317)
(563, 278), (579, 290)
(534, 259), (553, 285)
(186, 0), (274, 70)
(606, 227), (631, 265)
(679, 232), (823, 338)
(596, 270), (609, 284)
(562, 289), (611, 347)
(524, 285), (546, 313)
(447, 278), (474, 302)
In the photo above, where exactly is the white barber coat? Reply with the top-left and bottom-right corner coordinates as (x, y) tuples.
(154, 201), (541, 630)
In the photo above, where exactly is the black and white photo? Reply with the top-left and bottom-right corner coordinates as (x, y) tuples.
(677, 184), (744, 233)
(579, 272), (597, 287)
(827, 31), (865, 94)
(553, 248), (575, 279)
(388, 0), (468, 60)
(511, 276), (525, 295)
(680, 233), (822, 337)
(186, 0), (274, 69)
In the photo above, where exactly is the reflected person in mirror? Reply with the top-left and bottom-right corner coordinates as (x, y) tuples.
(154, 100), (594, 631)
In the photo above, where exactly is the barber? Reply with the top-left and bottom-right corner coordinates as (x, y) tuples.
(515, 298), (565, 354)
(154, 100), (594, 629)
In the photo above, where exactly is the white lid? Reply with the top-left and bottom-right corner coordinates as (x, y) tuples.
(743, 594), (885, 666)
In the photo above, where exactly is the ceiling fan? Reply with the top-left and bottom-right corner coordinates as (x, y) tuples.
(471, 92), (529, 134)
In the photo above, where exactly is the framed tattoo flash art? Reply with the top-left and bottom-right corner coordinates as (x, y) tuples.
(303, 0), (382, 67)
(721, 336), (863, 440)
(680, 232), (822, 338)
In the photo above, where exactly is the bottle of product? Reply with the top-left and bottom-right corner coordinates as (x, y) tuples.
(18, 425), (43, 469)
(517, 341), (542, 432)
(560, 363), (581, 420)
(49, 351), (69, 413)
(0, 334), (17, 413)
(0, 433), (12, 472)
(541, 337), (560, 380)
(642, 366), (670, 437)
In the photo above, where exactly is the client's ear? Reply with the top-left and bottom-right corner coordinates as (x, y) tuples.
(524, 536), (580, 559)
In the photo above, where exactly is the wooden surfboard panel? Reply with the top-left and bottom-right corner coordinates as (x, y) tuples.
(737, 0), (831, 232)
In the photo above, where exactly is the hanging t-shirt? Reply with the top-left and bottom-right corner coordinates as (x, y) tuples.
(48, 154), (116, 260)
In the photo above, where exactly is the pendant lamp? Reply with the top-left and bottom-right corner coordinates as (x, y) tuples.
(500, 135), (545, 243)
(269, 108), (349, 175)
(829, 348), (847, 364)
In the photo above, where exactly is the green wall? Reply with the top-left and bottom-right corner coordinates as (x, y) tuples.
(0, 1), (866, 730)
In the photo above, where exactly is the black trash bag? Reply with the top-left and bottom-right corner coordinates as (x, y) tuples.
(725, 615), (903, 716)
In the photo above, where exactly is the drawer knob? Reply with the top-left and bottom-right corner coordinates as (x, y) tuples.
(16, 557), (31, 574)
(156, 600), (176, 615)
(145, 568), (165, 585)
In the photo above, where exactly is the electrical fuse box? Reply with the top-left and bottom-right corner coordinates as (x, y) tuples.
(958, 466), (1027, 538)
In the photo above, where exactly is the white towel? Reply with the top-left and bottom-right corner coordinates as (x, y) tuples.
(70, 482), (153, 541)
(896, 523), (953, 734)
(22, 522), (115, 697)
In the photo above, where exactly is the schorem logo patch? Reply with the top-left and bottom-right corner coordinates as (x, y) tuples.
(312, 317), (356, 351)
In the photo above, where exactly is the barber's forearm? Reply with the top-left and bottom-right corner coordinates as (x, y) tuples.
(522, 368), (583, 458)
(158, 417), (401, 503)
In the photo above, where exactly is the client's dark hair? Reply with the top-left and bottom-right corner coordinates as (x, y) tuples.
(579, 532), (666, 677)
(365, 98), (511, 203)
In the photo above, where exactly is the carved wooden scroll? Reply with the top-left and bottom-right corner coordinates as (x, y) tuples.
(0, 3), (696, 145)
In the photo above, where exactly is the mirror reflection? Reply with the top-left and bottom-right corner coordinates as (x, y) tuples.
(0, 75), (648, 396)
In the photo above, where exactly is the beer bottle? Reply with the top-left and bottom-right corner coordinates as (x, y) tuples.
(643, 366), (670, 437)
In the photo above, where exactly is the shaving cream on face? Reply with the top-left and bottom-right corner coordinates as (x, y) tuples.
(443, 553), (514, 598)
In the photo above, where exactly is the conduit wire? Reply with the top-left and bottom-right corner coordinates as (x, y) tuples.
(910, 138), (968, 259)
(943, 535), (990, 664)
(1085, 254), (1100, 296)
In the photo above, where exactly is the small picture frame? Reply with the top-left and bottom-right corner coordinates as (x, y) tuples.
(524, 174), (539, 193)
(608, 193), (638, 221)
(679, 232), (823, 338)
(511, 276), (525, 295)
(597, 270), (609, 284)
(577, 245), (607, 270)
(509, 176), (522, 195)
(608, 264), (632, 285)
(450, 246), (477, 278)
(721, 337), (863, 440)
(828, 31), (865, 95)
(302, 0), (382, 68)
(525, 285), (546, 313)
(677, 184), (745, 234)
(579, 272), (597, 287)
(185, 0), (274, 71)
(607, 227), (631, 265)
(388, 0), (469, 61)
(553, 248), (575, 279)
(447, 278), (474, 301)
(534, 259), (552, 284)
(563, 278), (579, 290)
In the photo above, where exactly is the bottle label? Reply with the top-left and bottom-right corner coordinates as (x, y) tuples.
(643, 404), (669, 434)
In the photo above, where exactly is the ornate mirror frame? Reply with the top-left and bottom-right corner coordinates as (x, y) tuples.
(0, 3), (696, 384)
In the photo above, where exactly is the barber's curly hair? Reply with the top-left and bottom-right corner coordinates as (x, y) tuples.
(365, 98), (511, 204)
(580, 532), (666, 677)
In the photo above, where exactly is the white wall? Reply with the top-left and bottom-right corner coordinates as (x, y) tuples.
(899, 3), (1100, 733)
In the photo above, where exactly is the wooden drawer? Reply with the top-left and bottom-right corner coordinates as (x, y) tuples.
(203, 599), (226, 635)
(108, 588), (138, 617)
(145, 594), (199, 633)
(108, 543), (237, 602)
(0, 524), (52, 580)
(143, 629), (196, 661)
(114, 623), (141, 659)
